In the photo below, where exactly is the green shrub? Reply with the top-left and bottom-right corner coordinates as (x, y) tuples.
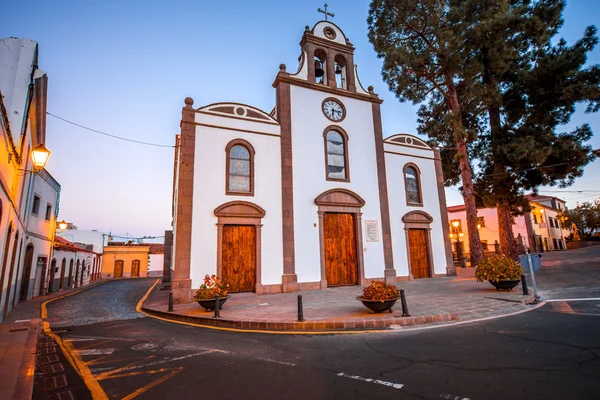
(475, 254), (523, 282)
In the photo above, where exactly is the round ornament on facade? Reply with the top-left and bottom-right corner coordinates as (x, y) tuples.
(236, 107), (245, 116)
(322, 98), (346, 122)
(324, 27), (337, 40)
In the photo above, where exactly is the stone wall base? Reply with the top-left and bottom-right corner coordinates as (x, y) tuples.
(172, 278), (192, 304)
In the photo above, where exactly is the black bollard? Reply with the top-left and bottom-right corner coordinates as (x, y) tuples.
(521, 274), (529, 295)
(297, 294), (305, 322)
(214, 294), (221, 318)
(400, 289), (411, 317)
(168, 291), (174, 312)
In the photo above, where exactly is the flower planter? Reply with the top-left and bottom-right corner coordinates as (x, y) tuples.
(489, 279), (521, 291)
(194, 296), (229, 311)
(357, 296), (398, 313)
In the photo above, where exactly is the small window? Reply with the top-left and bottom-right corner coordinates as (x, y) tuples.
(324, 129), (349, 181)
(226, 140), (254, 196)
(549, 218), (554, 228)
(45, 204), (52, 221)
(477, 216), (486, 228)
(404, 165), (422, 206)
(533, 214), (538, 224)
(32, 195), (40, 216)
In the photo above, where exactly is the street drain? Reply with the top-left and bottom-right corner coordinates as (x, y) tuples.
(38, 355), (60, 365)
(42, 363), (65, 375)
(44, 374), (68, 390)
(46, 390), (75, 400)
(131, 342), (159, 351)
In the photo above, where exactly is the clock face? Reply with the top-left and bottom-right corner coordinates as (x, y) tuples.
(322, 99), (345, 122)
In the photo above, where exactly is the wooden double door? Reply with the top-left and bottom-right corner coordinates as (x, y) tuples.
(408, 229), (431, 279)
(114, 260), (124, 278)
(221, 225), (256, 293)
(132, 260), (140, 277)
(323, 213), (359, 286)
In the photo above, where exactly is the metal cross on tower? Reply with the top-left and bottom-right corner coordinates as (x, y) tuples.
(318, 4), (335, 21)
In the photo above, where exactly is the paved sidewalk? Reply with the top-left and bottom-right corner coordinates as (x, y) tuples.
(0, 280), (104, 400)
(142, 276), (536, 332)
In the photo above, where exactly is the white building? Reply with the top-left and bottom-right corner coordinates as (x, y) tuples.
(0, 37), (59, 322)
(49, 236), (97, 292)
(170, 21), (453, 303)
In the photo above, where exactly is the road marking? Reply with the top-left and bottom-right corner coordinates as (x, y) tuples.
(121, 367), (183, 400)
(15, 319), (32, 323)
(66, 338), (97, 342)
(95, 350), (224, 380)
(551, 301), (575, 314)
(337, 372), (404, 389)
(75, 349), (116, 356)
(440, 394), (471, 400)
(546, 298), (600, 302)
(259, 303), (270, 306)
(258, 358), (296, 366)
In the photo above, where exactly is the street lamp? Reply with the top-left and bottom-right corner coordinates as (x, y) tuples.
(58, 220), (68, 230)
(18, 143), (51, 173)
(449, 220), (466, 268)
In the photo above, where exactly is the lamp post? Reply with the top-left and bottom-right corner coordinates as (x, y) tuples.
(18, 143), (51, 173)
(449, 220), (466, 268)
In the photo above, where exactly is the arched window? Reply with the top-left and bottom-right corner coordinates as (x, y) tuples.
(334, 55), (347, 89)
(324, 127), (349, 181)
(226, 139), (255, 196)
(314, 49), (328, 84)
(404, 164), (422, 206)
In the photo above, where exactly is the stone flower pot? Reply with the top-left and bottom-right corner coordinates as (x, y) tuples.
(489, 279), (521, 291)
(357, 296), (398, 313)
(194, 296), (229, 311)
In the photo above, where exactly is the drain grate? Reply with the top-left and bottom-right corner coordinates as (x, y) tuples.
(42, 363), (65, 375)
(39, 346), (57, 355)
(38, 354), (60, 365)
(8, 328), (28, 332)
(46, 390), (74, 400)
(44, 374), (68, 390)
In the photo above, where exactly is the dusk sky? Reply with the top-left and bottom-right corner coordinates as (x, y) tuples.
(2, 0), (599, 238)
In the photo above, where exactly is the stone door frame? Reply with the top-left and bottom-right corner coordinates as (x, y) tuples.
(315, 188), (367, 288)
(214, 201), (265, 293)
(402, 211), (434, 280)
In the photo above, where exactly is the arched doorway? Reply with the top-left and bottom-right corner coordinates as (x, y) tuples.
(0, 224), (13, 313)
(114, 260), (124, 278)
(214, 201), (265, 293)
(59, 258), (66, 290)
(47, 259), (57, 294)
(131, 260), (140, 277)
(67, 259), (74, 288)
(2, 231), (19, 317)
(315, 189), (366, 288)
(403, 211), (434, 279)
(74, 260), (80, 288)
(19, 244), (34, 302)
(80, 261), (85, 286)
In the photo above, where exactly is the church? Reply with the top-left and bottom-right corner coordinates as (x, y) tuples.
(170, 18), (454, 303)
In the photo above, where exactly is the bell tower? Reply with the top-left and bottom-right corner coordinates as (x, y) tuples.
(300, 21), (358, 92)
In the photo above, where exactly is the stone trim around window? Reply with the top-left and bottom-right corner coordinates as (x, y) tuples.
(403, 163), (423, 207)
(323, 125), (350, 183)
(225, 139), (256, 197)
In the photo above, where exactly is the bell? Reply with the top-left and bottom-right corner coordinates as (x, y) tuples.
(314, 60), (324, 78)
(335, 64), (342, 75)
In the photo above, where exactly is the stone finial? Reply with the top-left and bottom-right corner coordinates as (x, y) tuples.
(184, 97), (194, 106)
(368, 86), (374, 94)
(279, 64), (287, 72)
(305, 25), (310, 32)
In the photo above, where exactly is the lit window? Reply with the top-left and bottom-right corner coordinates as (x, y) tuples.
(404, 165), (422, 205)
(325, 130), (348, 180)
(477, 216), (486, 228)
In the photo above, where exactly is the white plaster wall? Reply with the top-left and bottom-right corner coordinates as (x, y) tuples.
(190, 114), (283, 289)
(27, 173), (59, 239)
(385, 148), (447, 276)
(289, 86), (385, 282)
(56, 230), (106, 253)
(313, 21), (347, 45)
(149, 254), (164, 272)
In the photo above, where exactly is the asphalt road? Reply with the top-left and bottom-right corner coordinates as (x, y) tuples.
(39, 277), (600, 400)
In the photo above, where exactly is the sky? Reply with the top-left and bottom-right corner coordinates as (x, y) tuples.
(2, 0), (599, 238)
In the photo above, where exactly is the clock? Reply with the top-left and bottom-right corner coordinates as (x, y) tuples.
(322, 98), (346, 122)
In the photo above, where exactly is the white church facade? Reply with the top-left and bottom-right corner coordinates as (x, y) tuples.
(171, 21), (454, 302)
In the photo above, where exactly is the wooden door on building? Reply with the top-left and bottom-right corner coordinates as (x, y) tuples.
(221, 225), (256, 293)
(408, 229), (431, 279)
(131, 260), (140, 277)
(323, 213), (359, 286)
(114, 260), (124, 278)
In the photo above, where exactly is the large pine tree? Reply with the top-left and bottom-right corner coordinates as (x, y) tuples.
(368, 0), (485, 265)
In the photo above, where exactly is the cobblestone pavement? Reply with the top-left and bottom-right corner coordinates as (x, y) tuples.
(46, 279), (155, 327)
